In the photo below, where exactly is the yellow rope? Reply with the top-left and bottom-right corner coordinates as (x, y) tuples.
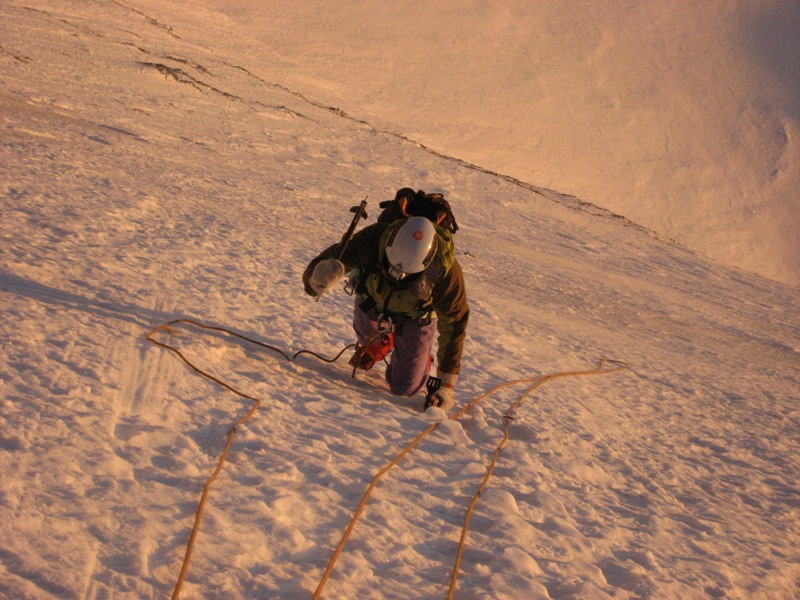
(446, 380), (542, 600)
(311, 360), (627, 599)
(312, 421), (439, 599)
(145, 320), (353, 599)
(146, 323), (265, 600)
(147, 319), (627, 599)
(310, 377), (540, 599)
(446, 359), (627, 599)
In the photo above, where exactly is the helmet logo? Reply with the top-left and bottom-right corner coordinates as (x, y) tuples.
(412, 230), (424, 240)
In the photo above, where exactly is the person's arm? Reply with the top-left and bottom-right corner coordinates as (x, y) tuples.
(302, 223), (383, 296)
(431, 259), (469, 375)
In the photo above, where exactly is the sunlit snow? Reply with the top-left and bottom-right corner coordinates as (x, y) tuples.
(1, 2), (799, 599)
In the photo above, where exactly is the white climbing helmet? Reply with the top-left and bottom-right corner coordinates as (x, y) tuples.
(384, 216), (438, 281)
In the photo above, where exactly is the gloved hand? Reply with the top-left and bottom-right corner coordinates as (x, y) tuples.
(309, 259), (345, 295)
(425, 372), (458, 412)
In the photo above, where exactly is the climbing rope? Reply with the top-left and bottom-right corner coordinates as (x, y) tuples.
(145, 319), (354, 599)
(146, 318), (627, 599)
(446, 359), (628, 599)
(312, 420), (440, 599)
(312, 359), (627, 599)
(147, 318), (354, 366)
(311, 377), (547, 599)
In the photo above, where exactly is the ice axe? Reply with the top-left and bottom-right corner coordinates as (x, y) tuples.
(315, 197), (368, 302)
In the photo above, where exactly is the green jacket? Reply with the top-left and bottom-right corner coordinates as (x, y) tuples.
(303, 219), (469, 375)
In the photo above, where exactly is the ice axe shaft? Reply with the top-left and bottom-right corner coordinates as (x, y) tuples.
(335, 197), (368, 260)
(315, 197), (368, 302)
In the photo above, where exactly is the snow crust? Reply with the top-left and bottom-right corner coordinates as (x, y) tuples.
(1, 1), (799, 599)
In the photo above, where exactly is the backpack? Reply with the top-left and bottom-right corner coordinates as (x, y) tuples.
(378, 188), (459, 234)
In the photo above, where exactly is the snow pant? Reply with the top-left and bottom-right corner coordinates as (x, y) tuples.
(352, 299), (436, 396)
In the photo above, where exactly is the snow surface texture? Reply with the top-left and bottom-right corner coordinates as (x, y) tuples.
(205, 0), (800, 289)
(1, 1), (799, 599)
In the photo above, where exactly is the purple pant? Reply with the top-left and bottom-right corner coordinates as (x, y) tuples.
(353, 300), (436, 396)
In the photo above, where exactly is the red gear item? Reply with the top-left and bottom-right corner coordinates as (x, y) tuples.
(350, 332), (395, 370)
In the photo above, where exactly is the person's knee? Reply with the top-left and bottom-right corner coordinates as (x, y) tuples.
(386, 352), (432, 396)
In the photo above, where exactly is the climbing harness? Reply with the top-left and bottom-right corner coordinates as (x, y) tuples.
(146, 318), (627, 599)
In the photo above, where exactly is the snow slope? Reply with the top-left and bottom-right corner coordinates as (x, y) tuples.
(206, 0), (800, 288)
(1, 1), (799, 599)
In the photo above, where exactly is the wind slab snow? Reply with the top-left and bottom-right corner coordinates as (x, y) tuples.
(1, 2), (799, 599)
